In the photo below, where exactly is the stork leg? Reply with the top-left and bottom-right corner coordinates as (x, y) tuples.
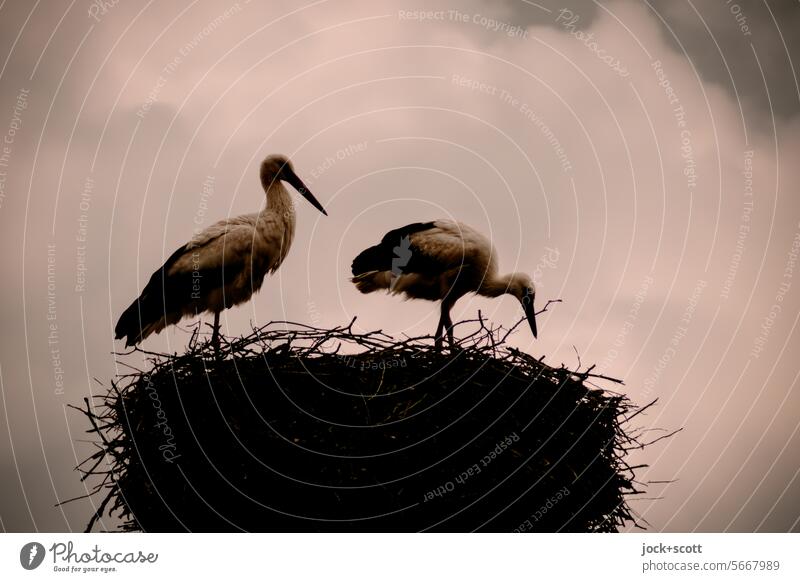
(443, 307), (455, 349)
(434, 303), (447, 350)
(435, 299), (456, 351)
(211, 311), (221, 358)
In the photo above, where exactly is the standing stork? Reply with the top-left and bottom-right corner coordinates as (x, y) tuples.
(115, 154), (327, 352)
(351, 220), (538, 348)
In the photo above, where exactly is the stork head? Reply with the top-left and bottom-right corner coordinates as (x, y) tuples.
(507, 273), (538, 339)
(260, 154), (328, 216)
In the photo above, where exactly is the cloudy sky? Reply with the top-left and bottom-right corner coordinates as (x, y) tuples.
(0, 0), (798, 532)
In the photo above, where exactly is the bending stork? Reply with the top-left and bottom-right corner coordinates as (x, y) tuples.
(115, 154), (327, 352)
(351, 220), (537, 348)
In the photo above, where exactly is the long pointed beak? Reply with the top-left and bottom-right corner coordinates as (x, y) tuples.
(284, 169), (328, 216)
(522, 292), (538, 339)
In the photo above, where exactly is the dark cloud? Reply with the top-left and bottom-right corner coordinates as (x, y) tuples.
(497, 0), (800, 118)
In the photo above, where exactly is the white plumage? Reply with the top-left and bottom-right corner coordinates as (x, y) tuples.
(351, 219), (538, 347)
(115, 154), (327, 349)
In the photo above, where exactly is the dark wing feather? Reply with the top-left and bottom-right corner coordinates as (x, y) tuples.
(114, 240), (239, 346)
(114, 244), (186, 346)
(351, 221), (440, 276)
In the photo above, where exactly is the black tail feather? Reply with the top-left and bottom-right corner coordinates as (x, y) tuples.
(114, 294), (159, 347)
(351, 244), (390, 276)
(115, 244), (188, 346)
(351, 221), (436, 276)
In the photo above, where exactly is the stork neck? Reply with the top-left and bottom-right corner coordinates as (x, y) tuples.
(263, 178), (294, 216)
(479, 273), (515, 298)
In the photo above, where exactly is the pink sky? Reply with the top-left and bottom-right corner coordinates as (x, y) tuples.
(0, 0), (799, 532)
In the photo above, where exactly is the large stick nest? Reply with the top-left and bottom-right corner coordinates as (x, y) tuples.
(74, 314), (662, 532)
